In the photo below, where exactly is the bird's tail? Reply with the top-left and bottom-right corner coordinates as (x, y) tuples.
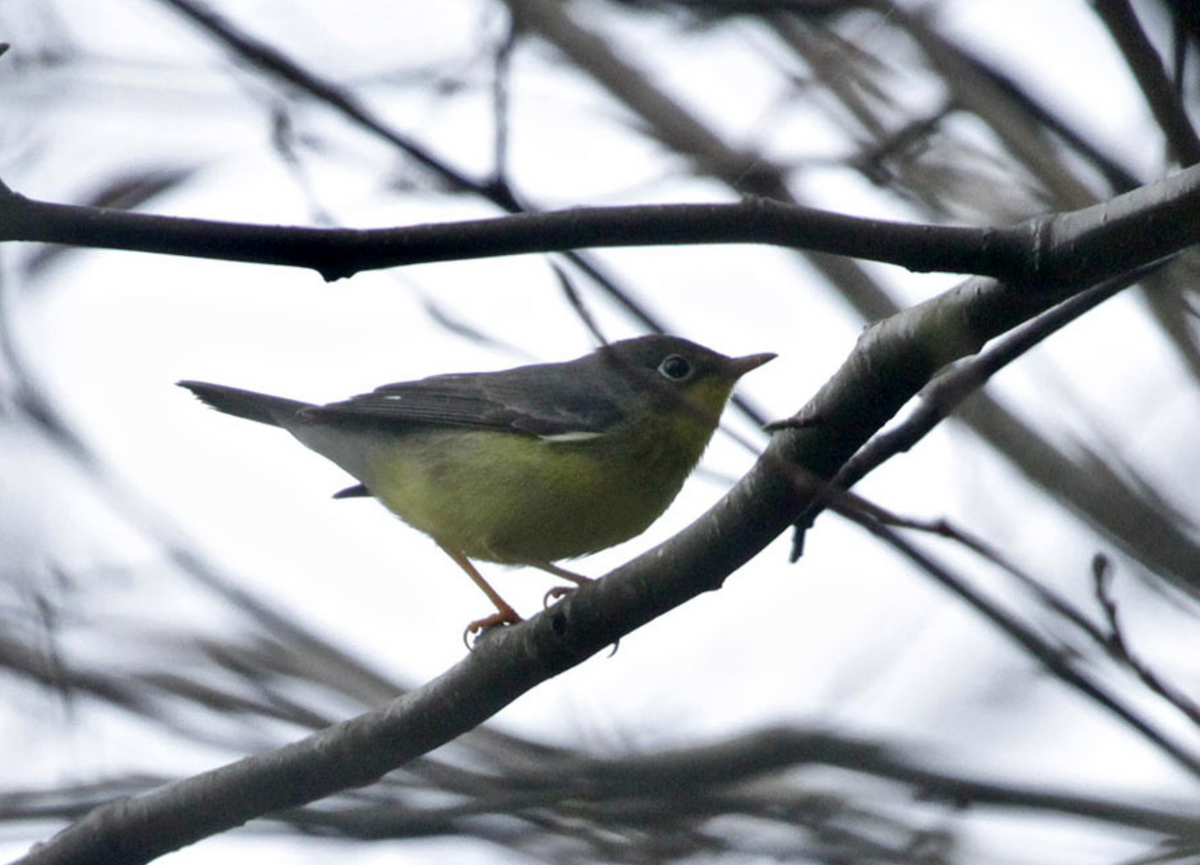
(177, 380), (312, 427)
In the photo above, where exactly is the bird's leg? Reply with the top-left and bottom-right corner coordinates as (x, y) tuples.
(533, 560), (593, 606)
(438, 544), (522, 634)
(534, 561), (592, 584)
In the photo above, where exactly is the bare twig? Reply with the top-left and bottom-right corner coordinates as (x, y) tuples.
(1092, 556), (1200, 727)
(840, 507), (1200, 779)
(828, 259), (1170, 498)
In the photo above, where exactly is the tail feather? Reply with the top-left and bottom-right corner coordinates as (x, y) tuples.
(178, 380), (312, 427)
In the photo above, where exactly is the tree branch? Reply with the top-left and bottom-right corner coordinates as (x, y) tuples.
(819, 260), (1167, 520)
(2, 165), (1199, 284)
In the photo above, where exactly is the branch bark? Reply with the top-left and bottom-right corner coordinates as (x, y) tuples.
(2, 165), (1199, 285)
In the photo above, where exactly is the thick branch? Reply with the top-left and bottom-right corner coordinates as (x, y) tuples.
(2, 166), (1200, 284)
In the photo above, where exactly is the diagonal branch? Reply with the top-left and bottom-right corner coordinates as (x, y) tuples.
(1093, 0), (1200, 166)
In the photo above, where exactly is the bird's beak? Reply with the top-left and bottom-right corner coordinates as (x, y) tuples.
(729, 352), (776, 377)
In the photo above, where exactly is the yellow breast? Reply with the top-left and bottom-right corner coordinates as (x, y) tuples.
(361, 416), (712, 564)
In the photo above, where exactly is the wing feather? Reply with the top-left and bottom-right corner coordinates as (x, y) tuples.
(300, 359), (627, 437)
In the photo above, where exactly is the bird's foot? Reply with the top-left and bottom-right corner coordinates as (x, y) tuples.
(541, 582), (619, 656)
(543, 585), (576, 609)
(462, 608), (522, 650)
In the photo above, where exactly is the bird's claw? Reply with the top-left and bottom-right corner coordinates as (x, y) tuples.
(543, 585), (576, 609)
(462, 609), (521, 650)
(541, 584), (620, 656)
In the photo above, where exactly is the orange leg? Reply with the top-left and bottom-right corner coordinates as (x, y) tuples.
(531, 560), (592, 585)
(438, 544), (521, 633)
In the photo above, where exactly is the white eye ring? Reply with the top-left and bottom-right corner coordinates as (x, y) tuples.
(658, 354), (692, 380)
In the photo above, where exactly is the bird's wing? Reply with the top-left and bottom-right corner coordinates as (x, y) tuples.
(302, 363), (626, 438)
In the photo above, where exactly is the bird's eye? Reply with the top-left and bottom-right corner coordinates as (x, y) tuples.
(658, 354), (692, 380)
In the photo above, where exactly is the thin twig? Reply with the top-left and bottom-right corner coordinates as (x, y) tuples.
(841, 505), (1200, 779)
(1092, 556), (1200, 727)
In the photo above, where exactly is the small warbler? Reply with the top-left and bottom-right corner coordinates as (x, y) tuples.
(179, 335), (774, 631)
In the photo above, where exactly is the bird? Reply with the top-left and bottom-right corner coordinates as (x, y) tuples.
(179, 334), (774, 633)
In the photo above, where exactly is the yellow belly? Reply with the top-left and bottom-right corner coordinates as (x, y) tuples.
(360, 426), (702, 564)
